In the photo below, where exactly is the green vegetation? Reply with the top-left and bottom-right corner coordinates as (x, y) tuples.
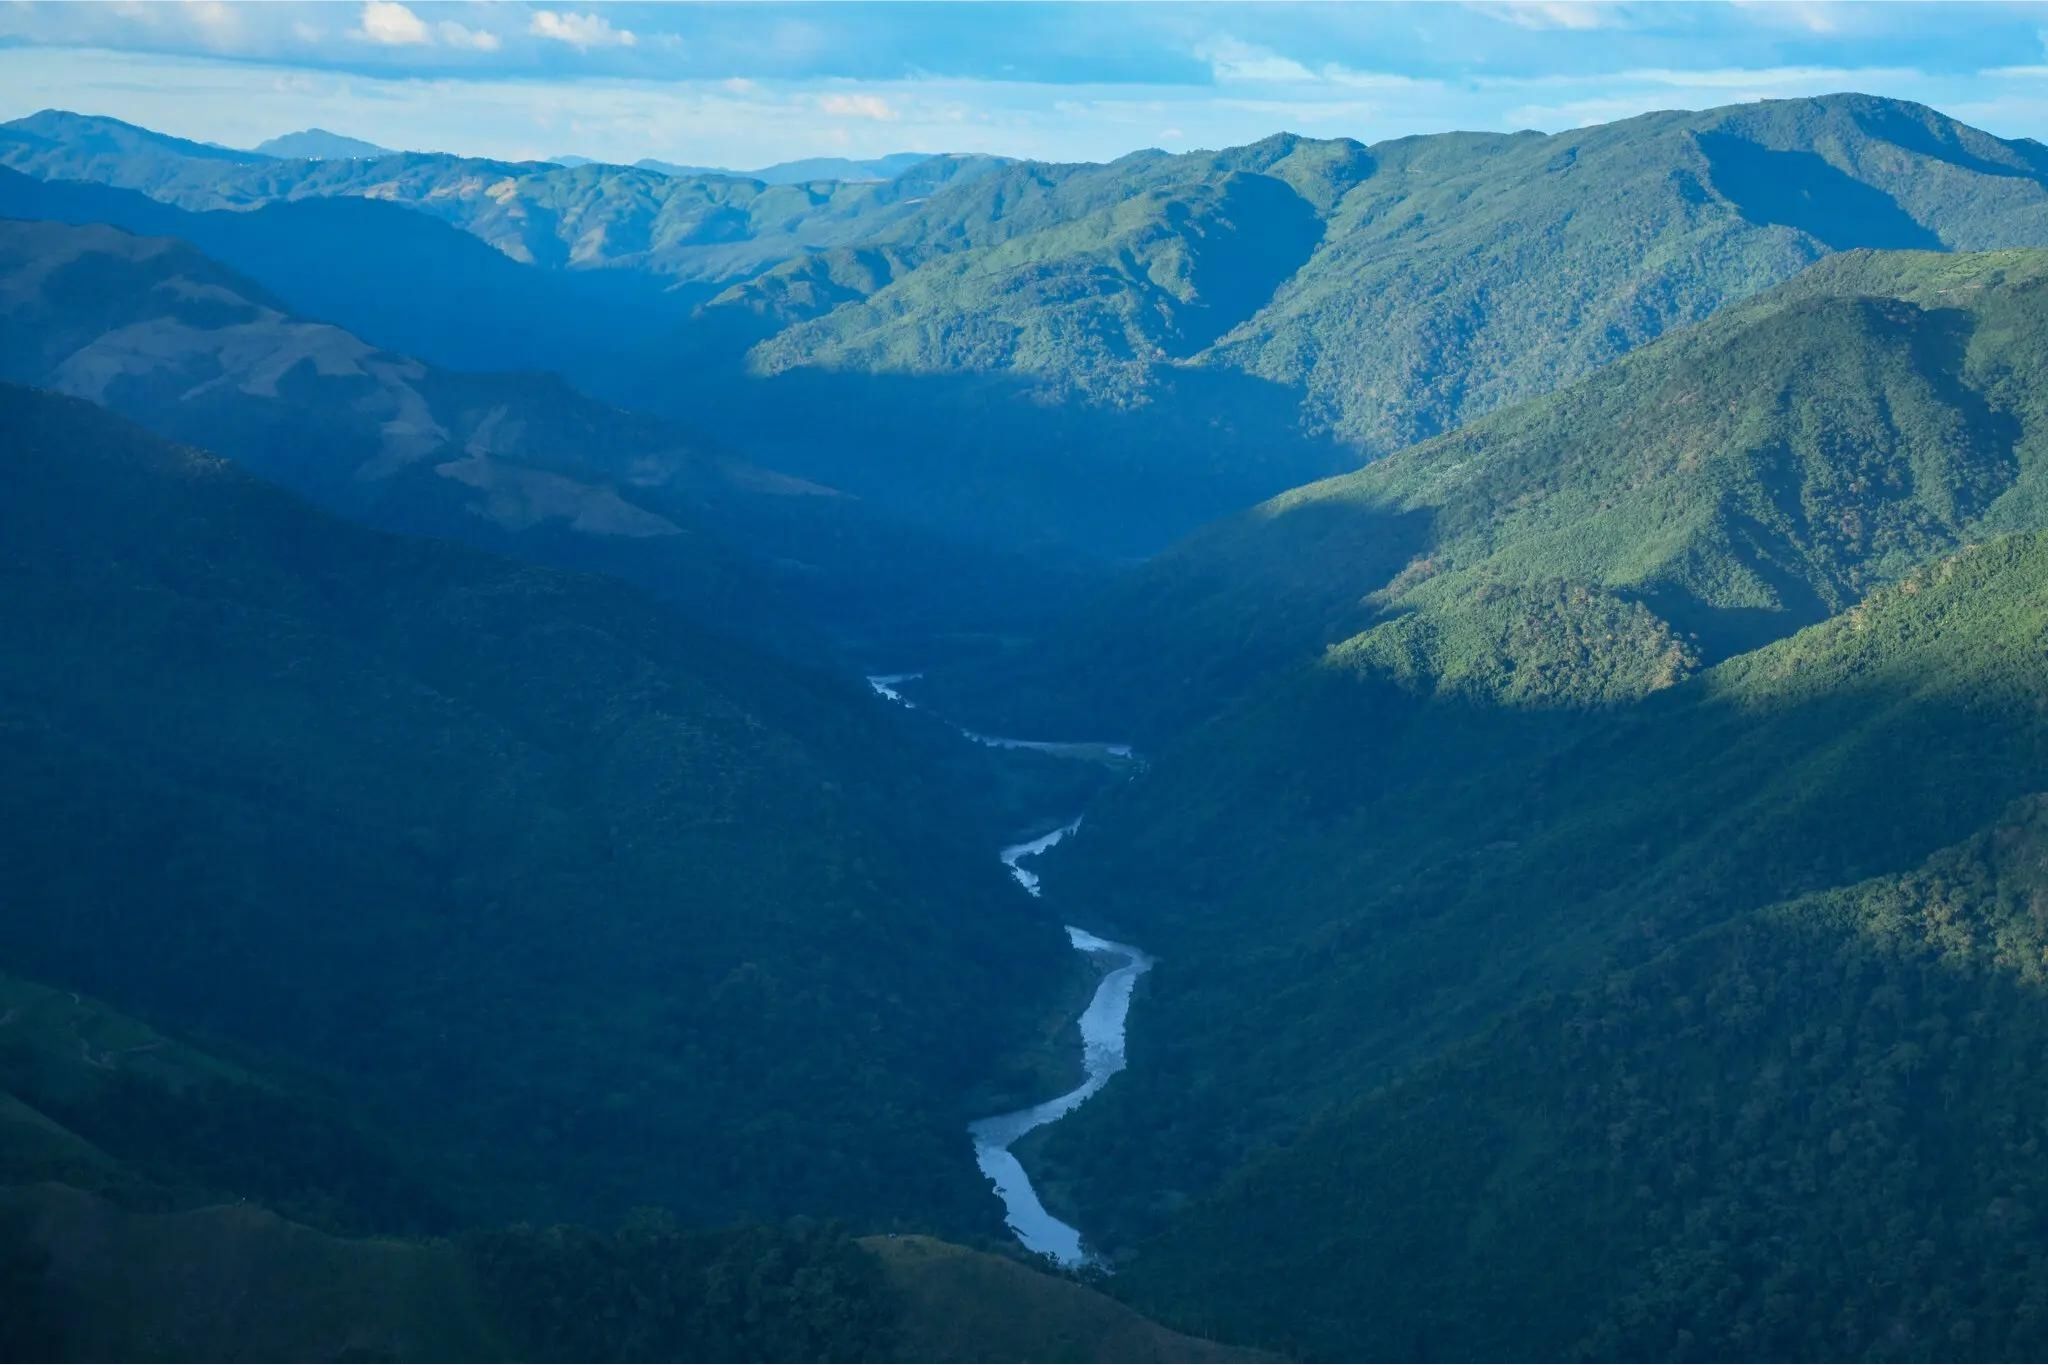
(0, 963), (1241, 1362)
(1122, 792), (2048, 1360)
(0, 111), (1009, 283)
(1034, 527), (2048, 1254)
(11, 94), (2048, 1362)
(0, 215), (1096, 660)
(868, 1234), (1268, 1363)
(0, 383), (1069, 1233)
(955, 260), (2048, 1355)
(676, 96), (2048, 562)
(925, 247), (2048, 738)
(14, 96), (2047, 569)
(464, 1215), (898, 1362)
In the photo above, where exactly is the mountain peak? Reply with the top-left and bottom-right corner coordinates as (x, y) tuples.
(4, 108), (268, 164)
(253, 128), (392, 160)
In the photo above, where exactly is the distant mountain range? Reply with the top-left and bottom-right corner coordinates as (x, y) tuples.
(9, 90), (2048, 1363)
(627, 151), (941, 183)
(251, 128), (943, 182)
(979, 246), (2048, 1356)
(8, 93), (2048, 610)
(252, 127), (392, 159)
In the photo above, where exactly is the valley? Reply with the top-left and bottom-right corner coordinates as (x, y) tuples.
(866, 674), (1150, 1266)
(4, 68), (2048, 1362)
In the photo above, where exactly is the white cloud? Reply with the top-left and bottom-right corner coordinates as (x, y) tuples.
(1197, 36), (1317, 84)
(1728, 1), (1843, 35)
(355, 1), (429, 47)
(1469, 2), (1617, 31)
(438, 20), (501, 52)
(182, 2), (240, 37)
(5, 31), (2048, 173)
(1196, 36), (1437, 94)
(818, 92), (898, 121)
(1619, 64), (1923, 90)
(1500, 65), (1930, 130)
(529, 10), (637, 50)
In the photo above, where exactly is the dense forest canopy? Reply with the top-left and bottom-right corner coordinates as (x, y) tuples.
(4, 86), (2048, 1362)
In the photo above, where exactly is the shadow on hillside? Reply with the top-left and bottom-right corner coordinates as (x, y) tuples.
(1698, 133), (1942, 250)
(624, 361), (1363, 564)
(911, 495), (1438, 745)
(1848, 101), (2048, 182)
(1034, 633), (2048, 1257)
(0, 167), (702, 379)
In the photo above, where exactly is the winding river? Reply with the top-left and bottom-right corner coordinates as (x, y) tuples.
(865, 675), (1152, 1267)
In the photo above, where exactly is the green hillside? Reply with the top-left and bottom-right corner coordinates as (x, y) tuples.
(1032, 528), (2048, 1252)
(0, 111), (1008, 284)
(1213, 95), (2048, 452)
(16, 97), (2048, 567)
(1122, 788), (2048, 1360)
(0, 967), (1248, 1362)
(0, 216), (1087, 658)
(923, 248), (2048, 738)
(668, 96), (2048, 564)
(995, 245), (2048, 1268)
(715, 96), (2048, 438)
(2, 1181), (1257, 1362)
(0, 383), (1068, 1232)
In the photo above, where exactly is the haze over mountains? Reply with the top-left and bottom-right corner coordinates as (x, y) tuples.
(12, 94), (2041, 565)
(4, 89), (2048, 1361)
(252, 128), (392, 159)
(626, 151), (942, 183)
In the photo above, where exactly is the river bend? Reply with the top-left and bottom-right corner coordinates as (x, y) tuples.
(865, 675), (1151, 1267)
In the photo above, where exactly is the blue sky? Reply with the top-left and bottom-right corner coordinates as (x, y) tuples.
(2, 2), (2045, 167)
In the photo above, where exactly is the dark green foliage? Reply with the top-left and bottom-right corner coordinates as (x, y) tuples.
(0, 164), (701, 380)
(0, 215), (1095, 661)
(11, 94), (2048, 1365)
(1121, 797), (2048, 1361)
(466, 1215), (898, 1362)
(1037, 530), (2048, 1265)
(0, 384), (1067, 1233)
(16, 1068), (447, 1236)
(928, 248), (2048, 739)
(0, 1207), (64, 1361)
(16, 96), (2048, 572)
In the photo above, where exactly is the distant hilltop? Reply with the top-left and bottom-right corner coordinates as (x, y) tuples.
(554, 150), (946, 183)
(253, 127), (393, 159)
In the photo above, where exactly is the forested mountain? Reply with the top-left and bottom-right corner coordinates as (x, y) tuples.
(1039, 520), (2048, 1238)
(1125, 742), (2048, 1361)
(670, 96), (2048, 547)
(0, 216), (1081, 657)
(0, 216), (799, 639)
(635, 152), (939, 184)
(0, 165), (698, 379)
(12, 97), (2047, 564)
(0, 111), (1008, 284)
(958, 255), (2048, 1352)
(252, 128), (391, 160)
(0, 383), (1068, 1232)
(0, 976), (1235, 1362)
(11, 84), (2048, 1364)
(921, 247), (2048, 737)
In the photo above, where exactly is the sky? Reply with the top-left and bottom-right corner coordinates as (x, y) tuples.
(1, 1), (2045, 168)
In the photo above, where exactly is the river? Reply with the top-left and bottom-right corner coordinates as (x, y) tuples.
(865, 675), (1152, 1268)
